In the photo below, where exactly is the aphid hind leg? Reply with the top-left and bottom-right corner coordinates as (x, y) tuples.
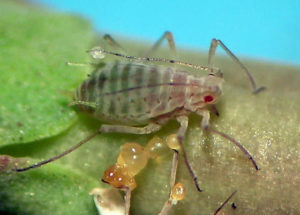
(176, 116), (202, 192)
(143, 31), (177, 58)
(197, 109), (259, 170)
(68, 101), (97, 108)
(208, 39), (265, 94)
(15, 131), (99, 172)
(15, 123), (161, 172)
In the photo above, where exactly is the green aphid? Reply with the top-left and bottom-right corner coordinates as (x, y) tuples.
(16, 32), (265, 192)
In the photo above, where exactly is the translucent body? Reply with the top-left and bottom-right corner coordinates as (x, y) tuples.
(102, 134), (177, 191)
(166, 134), (180, 150)
(72, 62), (222, 126)
(171, 182), (186, 201)
(145, 136), (169, 160)
(117, 142), (148, 176)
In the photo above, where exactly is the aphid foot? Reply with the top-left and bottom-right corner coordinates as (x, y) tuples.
(208, 127), (260, 171)
(193, 177), (203, 192)
(253, 86), (266, 94)
(249, 156), (260, 171)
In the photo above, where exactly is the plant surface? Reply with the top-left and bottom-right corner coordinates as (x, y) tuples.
(0, 1), (299, 215)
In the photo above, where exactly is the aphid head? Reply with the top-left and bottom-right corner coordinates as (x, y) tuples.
(187, 75), (223, 111)
(102, 164), (137, 191)
(88, 46), (106, 59)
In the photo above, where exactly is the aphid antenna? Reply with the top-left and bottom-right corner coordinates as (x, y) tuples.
(208, 127), (259, 170)
(214, 190), (237, 215)
(66, 62), (98, 67)
(15, 131), (99, 172)
(87, 47), (212, 72)
(88, 46), (266, 94)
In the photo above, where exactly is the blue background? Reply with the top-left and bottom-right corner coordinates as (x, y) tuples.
(34, 0), (300, 65)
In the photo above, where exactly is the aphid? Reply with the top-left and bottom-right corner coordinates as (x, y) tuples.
(101, 134), (180, 215)
(16, 32), (265, 192)
(159, 182), (186, 215)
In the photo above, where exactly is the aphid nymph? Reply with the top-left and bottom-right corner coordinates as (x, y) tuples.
(95, 133), (236, 215)
(16, 32), (265, 192)
(100, 134), (181, 215)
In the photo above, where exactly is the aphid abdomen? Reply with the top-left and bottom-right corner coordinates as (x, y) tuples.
(73, 62), (189, 125)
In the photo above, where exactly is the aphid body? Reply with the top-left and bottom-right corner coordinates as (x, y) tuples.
(17, 32), (264, 192)
(73, 62), (222, 126)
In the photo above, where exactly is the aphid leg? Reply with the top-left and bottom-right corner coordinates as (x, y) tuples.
(103, 34), (127, 54)
(176, 116), (202, 192)
(214, 190), (237, 215)
(158, 149), (179, 215)
(208, 39), (265, 94)
(209, 127), (259, 170)
(15, 123), (161, 172)
(159, 198), (172, 215)
(197, 109), (259, 170)
(169, 150), (179, 190)
(68, 100), (97, 108)
(210, 104), (220, 117)
(159, 182), (186, 215)
(15, 131), (99, 172)
(143, 31), (177, 58)
(99, 123), (161, 134)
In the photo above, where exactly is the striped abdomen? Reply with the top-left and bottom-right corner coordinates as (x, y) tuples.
(73, 61), (191, 125)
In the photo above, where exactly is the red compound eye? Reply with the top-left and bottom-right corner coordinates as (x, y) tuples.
(204, 95), (214, 103)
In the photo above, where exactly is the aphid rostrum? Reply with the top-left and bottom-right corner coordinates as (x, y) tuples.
(16, 32), (265, 192)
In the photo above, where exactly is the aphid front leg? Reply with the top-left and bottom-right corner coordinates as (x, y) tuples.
(196, 109), (210, 130)
(99, 123), (161, 134)
(143, 31), (177, 58)
(196, 109), (259, 170)
(176, 116), (202, 192)
(208, 39), (265, 94)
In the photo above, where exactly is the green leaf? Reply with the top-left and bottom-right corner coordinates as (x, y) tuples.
(0, 0), (93, 146)
(0, 1), (300, 215)
(0, 156), (99, 215)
